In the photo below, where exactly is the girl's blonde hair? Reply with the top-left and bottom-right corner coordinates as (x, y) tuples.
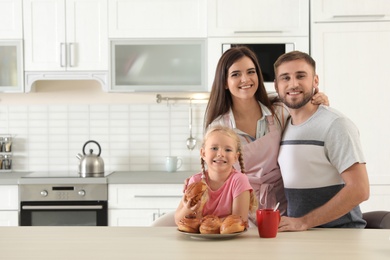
(200, 125), (258, 214)
(200, 125), (245, 175)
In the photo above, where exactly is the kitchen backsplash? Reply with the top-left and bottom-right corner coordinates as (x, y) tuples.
(0, 103), (207, 174)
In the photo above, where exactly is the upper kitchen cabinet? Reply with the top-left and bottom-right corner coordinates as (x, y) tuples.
(23, 0), (108, 71)
(110, 39), (207, 92)
(0, 41), (23, 92)
(108, 0), (207, 38)
(312, 0), (390, 22)
(207, 0), (309, 37)
(23, 0), (109, 91)
(0, 0), (23, 93)
(0, 0), (22, 39)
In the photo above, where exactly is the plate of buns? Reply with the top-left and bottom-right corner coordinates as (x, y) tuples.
(178, 228), (247, 240)
(177, 214), (247, 240)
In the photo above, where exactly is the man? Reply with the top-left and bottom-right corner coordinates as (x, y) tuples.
(274, 51), (369, 231)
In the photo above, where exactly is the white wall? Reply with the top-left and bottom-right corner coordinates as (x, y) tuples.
(0, 80), (208, 173)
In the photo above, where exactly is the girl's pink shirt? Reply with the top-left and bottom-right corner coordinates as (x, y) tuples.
(188, 169), (252, 218)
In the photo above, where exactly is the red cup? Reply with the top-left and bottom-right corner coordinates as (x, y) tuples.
(256, 209), (280, 238)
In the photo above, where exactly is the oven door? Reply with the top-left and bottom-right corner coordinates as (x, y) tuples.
(20, 201), (107, 226)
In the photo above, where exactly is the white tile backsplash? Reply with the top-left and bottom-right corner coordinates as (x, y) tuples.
(0, 103), (206, 174)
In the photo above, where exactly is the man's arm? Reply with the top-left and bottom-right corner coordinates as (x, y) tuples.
(278, 163), (369, 231)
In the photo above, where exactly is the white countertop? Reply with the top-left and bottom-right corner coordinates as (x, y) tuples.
(2, 171), (389, 186)
(107, 171), (193, 184)
(0, 171), (193, 185)
(0, 171), (31, 184)
(0, 227), (389, 260)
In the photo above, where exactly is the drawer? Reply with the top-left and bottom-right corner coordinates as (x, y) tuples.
(0, 211), (18, 226)
(0, 185), (18, 210)
(108, 184), (182, 209)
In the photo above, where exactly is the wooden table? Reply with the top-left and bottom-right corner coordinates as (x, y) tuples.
(0, 227), (389, 259)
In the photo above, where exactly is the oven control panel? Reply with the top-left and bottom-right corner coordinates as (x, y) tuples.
(19, 184), (107, 201)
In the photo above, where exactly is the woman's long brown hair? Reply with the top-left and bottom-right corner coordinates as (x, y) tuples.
(204, 46), (275, 130)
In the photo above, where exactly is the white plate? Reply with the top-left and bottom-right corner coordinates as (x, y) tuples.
(178, 229), (247, 240)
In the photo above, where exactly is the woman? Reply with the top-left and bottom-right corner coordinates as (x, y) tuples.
(204, 46), (328, 221)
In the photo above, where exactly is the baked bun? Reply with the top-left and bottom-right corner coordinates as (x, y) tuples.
(199, 215), (222, 234)
(185, 181), (207, 207)
(220, 215), (246, 234)
(177, 215), (201, 233)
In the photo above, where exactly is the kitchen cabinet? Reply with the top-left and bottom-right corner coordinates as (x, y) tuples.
(23, 0), (108, 71)
(109, 39), (207, 92)
(0, 0), (23, 92)
(0, 0), (22, 39)
(108, 184), (182, 226)
(0, 211), (18, 226)
(0, 41), (23, 92)
(360, 185), (390, 212)
(108, 0), (207, 38)
(311, 1), (390, 207)
(207, 0), (309, 37)
(0, 185), (18, 226)
(311, 0), (390, 22)
(109, 208), (174, 226)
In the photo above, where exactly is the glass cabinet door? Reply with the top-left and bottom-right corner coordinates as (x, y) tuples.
(110, 40), (207, 92)
(0, 41), (23, 92)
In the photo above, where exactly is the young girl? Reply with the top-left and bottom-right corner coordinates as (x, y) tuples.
(175, 125), (255, 224)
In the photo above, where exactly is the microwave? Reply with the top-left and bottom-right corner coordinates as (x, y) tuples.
(207, 37), (309, 92)
(222, 43), (294, 82)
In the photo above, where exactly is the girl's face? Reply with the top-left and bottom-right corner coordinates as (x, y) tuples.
(226, 56), (259, 101)
(200, 131), (239, 173)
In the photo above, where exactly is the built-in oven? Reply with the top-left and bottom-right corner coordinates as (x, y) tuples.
(19, 182), (108, 226)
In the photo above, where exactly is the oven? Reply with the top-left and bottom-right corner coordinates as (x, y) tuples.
(19, 181), (108, 226)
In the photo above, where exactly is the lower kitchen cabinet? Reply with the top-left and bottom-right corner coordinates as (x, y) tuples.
(360, 185), (390, 213)
(108, 184), (182, 226)
(0, 211), (18, 226)
(109, 208), (174, 227)
(0, 185), (18, 226)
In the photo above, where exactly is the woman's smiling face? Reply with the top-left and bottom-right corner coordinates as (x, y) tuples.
(226, 56), (259, 101)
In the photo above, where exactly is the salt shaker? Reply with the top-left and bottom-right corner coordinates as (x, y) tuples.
(3, 137), (12, 152)
(2, 154), (11, 170)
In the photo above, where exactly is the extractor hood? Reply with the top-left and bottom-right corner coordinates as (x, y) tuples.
(24, 71), (109, 92)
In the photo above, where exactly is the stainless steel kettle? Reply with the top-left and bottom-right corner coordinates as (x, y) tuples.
(77, 140), (104, 177)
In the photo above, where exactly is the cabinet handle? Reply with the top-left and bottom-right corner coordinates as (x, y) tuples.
(133, 195), (182, 198)
(60, 43), (67, 67)
(234, 30), (283, 34)
(332, 14), (385, 19)
(69, 43), (75, 67)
